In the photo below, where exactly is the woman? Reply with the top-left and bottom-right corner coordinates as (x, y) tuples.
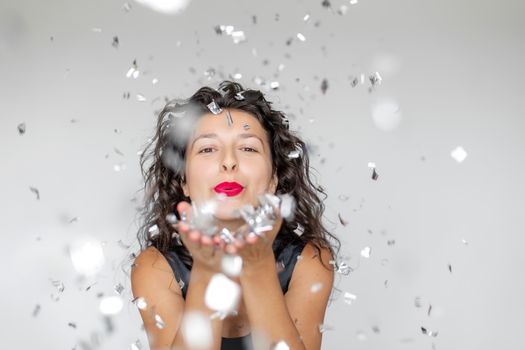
(131, 81), (340, 350)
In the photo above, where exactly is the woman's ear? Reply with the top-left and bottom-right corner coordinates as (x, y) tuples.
(269, 173), (278, 194)
(181, 176), (190, 197)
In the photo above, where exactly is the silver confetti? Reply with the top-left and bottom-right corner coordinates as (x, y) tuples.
(29, 186), (40, 200)
(154, 314), (165, 329)
(17, 122), (26, 135)
(32, 304), (41, 317)
(178, 279), (185, 290)
(338, 213), (348, 226)
(225, 109), (233, 126)
(132, 297), (147, 310)
(310, 282), (323, 293)
(112, 36), (119, 48)
(360, 246), (371, 258)
(243, 123), (250, 130)
(130, 339), (142, 350)
(148, 224), (160, 237)
(343, 292), (357, 305)
(219, 227), (235, 244)
(114, 283), (124, 295)
(207, 99), (222, 115)
(234, 91), (245, 100)
(421, 327), (438, 337)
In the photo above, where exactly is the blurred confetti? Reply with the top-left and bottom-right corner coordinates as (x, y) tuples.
(29, 186), (40, 200)
(134, 0), (191, 14)
(99, 296), (124, 315)
(17, 122), (26, 134)
(450, 146), (468, 163)
(360, 246), (371, 258)
(421, 326), (439, 337)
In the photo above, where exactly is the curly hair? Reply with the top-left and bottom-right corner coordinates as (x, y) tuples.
(136, 80), (340, 268)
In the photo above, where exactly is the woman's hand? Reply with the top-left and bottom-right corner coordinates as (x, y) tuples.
(225, 209), (283, 270)
(172, 201), (226, 273)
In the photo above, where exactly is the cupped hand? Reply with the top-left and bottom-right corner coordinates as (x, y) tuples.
(171, 201), (226, 273)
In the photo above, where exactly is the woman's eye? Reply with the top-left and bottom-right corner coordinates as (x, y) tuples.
(241, 147), (258, 152)
(198, 147), (214, 154)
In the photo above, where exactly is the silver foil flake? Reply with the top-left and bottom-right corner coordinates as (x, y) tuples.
(148, 224), (160, 237)
(336, 262), (352, 275)
(243, 123), (250, 130)
(360, 246), (371, 258)
(219, 228), (235, 244)
(414, 296), (423, 308)
(178, 279), (185, 290)
(371, 168), (379, 180)
(338, 213), (348, 226)
(130, 339), (142, 350)
(112, 36), (119, 48)
(451, 146), (468, 163)
(319, 323), (334, 333)
(321, 79), (328, 94)
(270, 81), (280, 90)
(234, 91), (245, 100)
(136, 94), (146, 102)
(29, 186), (40, 200)
(369, 72), (382, 87)
(114, 283), (124, 295)
(287, 143), (303, 159)
(32, 304), (41, 317)
(51, 279), (65, 293)
(343, 292), (357, 305)
(17, 122), (26, 135)
(155, 314), (165, 329)
(166, 213), (178, 224)
(68, 322), (77, 329)
(310, 282), (323, 293)
(225, 110), (233, 126)
(421, 327), (438, 337)
(231, 31), (246, 44)
(296, 33), (306, 41)
(207, 100), (223, 115)
(132, 297), (147, 310)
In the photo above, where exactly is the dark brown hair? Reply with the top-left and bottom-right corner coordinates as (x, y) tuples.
(136, 81), (340, 267)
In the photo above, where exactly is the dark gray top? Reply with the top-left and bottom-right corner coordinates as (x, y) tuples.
(162, 235), (306, 350)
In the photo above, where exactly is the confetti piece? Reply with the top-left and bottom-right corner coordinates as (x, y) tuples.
(181, 312), (212, 349)
(225, 109), (233, 126)
(243, 123), (250, 130)
(207, 99), (222, 115)
(310, 282), (323, 293)
(136, 94), (146, 102)
(221, 255), (243, 277)
(338, 213), (348, 226)
(17, 122), (26, 135)
(114, 283), (124, 295)
(321, 0), (331, 8)
(69, 238), (105, 276)
(178, 279), (185, 290)
(205, 273), (240, 312)
(448, 264), (452, 273)
(132, 297), (147, 310)
(112, 36), (119, 48)
(414, 296), (423, 308)
(130, 340), (142, 350)
(321, 79), (328, 94)
(421, 326), (438, 337)
(319, 323), (334, 333)
(343, 292), (357, 305)
(155, 314), (165, 329)
(68, 322), (77, 329)
(450, 146), (467, 163)
(371, 325), (380, 333)
(338, 194), (349, 201)
(99, 296), (124, 315)
(274, 340), (290, 350)
(371, 168), (379, 180)
(133, 0), (190, 14)
(122, 2), (132, 12)
(32, 304), (41, 317)
(270, 81), (280, 90)
(303, 13), (311, 21)
(360, 246), (371, 258)
(296, 33), (306, 41)
(29, 186), (40, 200)
(148, 224), (159, 237)
(350, 0), (358, 4)
(231, 31), (246, 44)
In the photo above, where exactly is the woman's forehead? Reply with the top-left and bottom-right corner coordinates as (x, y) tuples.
(192, 109), (267, 137)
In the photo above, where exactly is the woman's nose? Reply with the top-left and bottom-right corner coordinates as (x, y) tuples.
(221, 152), (238, 171)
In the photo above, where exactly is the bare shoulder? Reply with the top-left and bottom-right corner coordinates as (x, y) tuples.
(131, 246), (182, 295)
(289, 242), (334, 291)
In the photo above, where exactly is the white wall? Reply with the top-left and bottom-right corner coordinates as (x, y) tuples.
(1, 0), (524, 349)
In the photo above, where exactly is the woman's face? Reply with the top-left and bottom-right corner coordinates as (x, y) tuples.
(181, 108), (278, 226)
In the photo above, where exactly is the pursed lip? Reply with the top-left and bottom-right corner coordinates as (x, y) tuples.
(214, 182), (244, 197)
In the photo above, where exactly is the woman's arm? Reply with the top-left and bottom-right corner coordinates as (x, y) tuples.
(131, 247), (224, 350)
(239, 243), (334, 350)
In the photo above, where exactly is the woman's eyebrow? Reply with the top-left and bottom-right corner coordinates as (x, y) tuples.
(191, 133), (217, 149)
(191, 132), (265, 149)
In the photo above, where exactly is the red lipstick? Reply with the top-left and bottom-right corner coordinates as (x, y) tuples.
(214, 182), (244, 197)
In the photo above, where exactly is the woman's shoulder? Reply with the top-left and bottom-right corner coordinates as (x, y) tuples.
(131, 246), (181, 294)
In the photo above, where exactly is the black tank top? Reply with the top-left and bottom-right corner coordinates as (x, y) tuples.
(162, 235), (306, 350)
